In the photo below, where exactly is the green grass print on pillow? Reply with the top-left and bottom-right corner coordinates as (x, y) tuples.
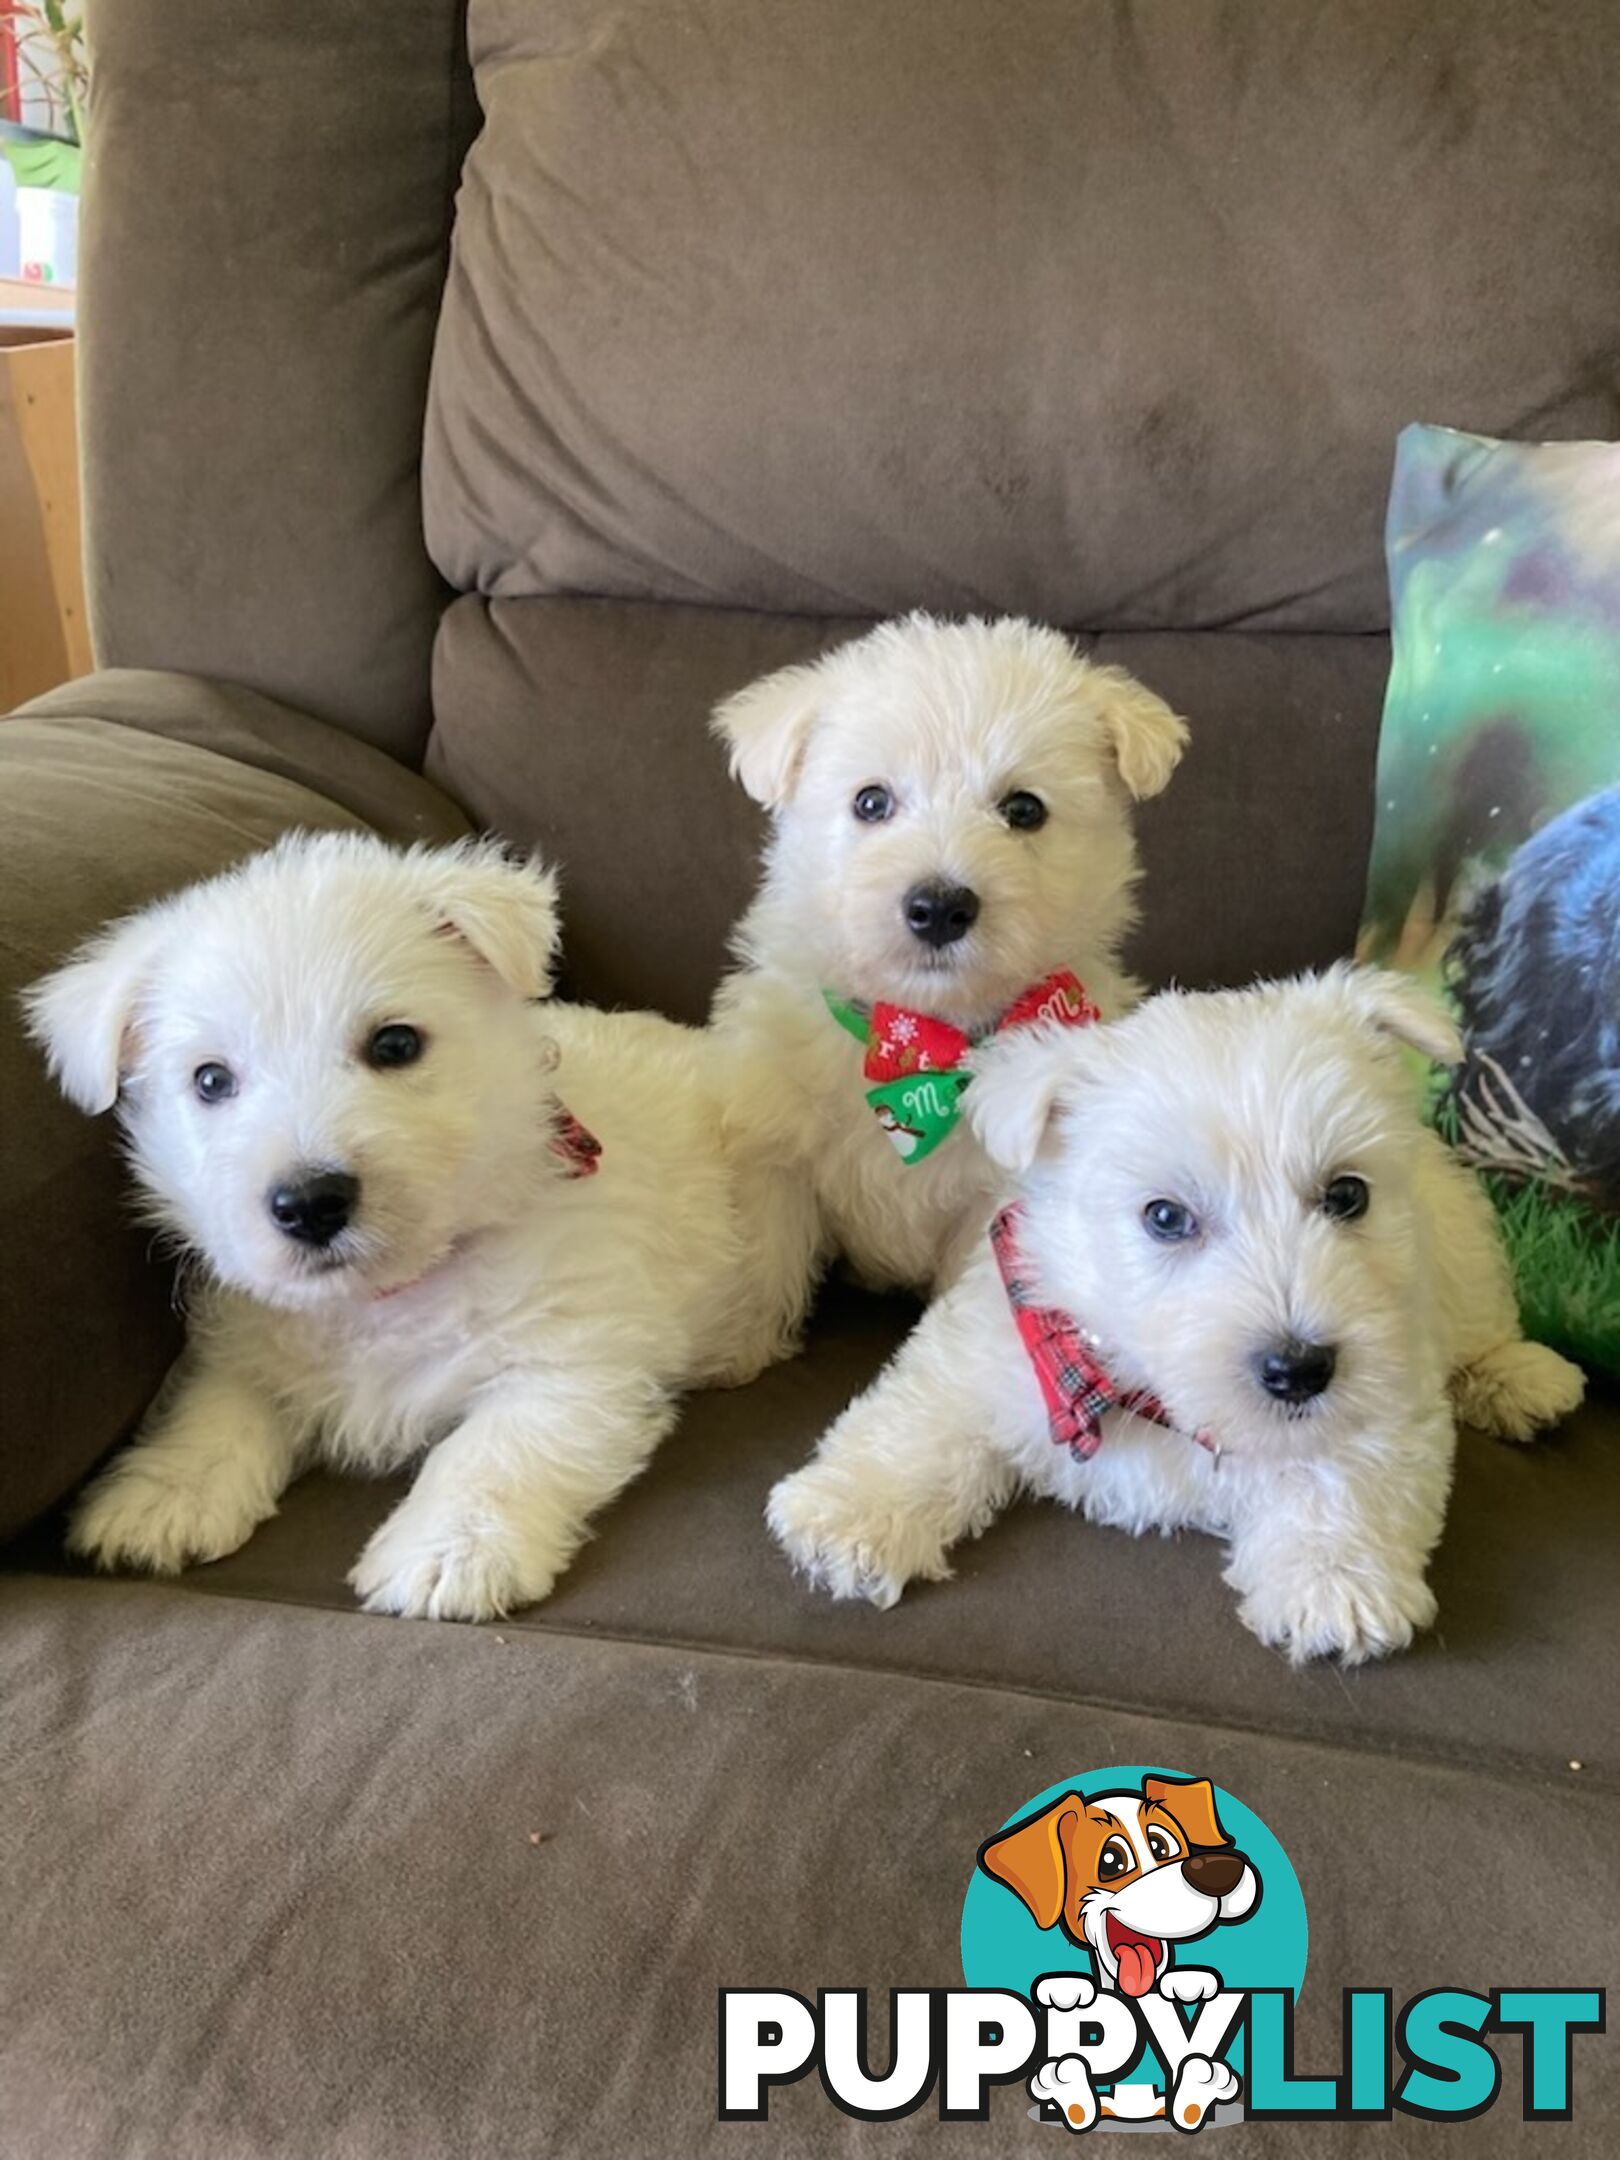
(1359, 424), (1620, 1370)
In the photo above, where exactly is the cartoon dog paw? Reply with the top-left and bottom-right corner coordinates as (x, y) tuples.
(1168, 2054), (1240, 2132)
(1030, 2055), (1099, 2133)
(1035, 1974), (1097, 2013)
(1158, 1967), (1220, 2004)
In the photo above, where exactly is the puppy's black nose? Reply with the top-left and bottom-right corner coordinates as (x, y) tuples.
(1255, 1339), (1337, 1403)
(902, 881), (980, 948)
(1182, 1850), (1247, 1899)
(269, 1169), (360, 1248)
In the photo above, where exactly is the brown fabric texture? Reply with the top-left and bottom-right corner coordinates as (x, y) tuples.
(77, 0), (477, 756)
(425, 0), (1620, 630)
(428, 594), (1391, 1019)
(0, 689), (468, 1541)
(2, 1574), (1614, 2160)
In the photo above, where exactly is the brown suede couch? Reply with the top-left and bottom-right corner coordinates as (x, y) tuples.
(2, 4), (1617, 2155)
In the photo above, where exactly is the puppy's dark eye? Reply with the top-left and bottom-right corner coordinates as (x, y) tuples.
(1143, 1198), (1199, 1243)
(853, 783), (895, 823)
(1097, 1836), (1134, 1882)
(193, 1062), (237, 1104)
(1145, 1825), (1181, 1863)
(999, 789), (1048, 831)
(366, 1023), (425, 1071)
(1321, 1174), (1370, 1222)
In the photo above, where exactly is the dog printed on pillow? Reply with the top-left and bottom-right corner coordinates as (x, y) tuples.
(768, 968), (1584, 1663)
(711, 613), (1188, 1302)
(26, 833), (808, 1621)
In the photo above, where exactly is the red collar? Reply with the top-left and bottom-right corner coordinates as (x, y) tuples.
(372, 1101), (601, 1303)
(989, 1204), (1215, 1460)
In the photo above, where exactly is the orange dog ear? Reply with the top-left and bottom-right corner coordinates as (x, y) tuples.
(978, 1795), (1082, 1930)
(1144, 1775), (1232, 1851)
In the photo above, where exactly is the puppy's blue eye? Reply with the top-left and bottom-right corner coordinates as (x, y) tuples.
(366, 1024), (425, 1071)
(1321, 1174), (1369, 1222)
(193, 1062), (236, 1104)
(999, 789), (1048, 831)
(853, 784), (895, 823)
(1143, 1198), (1198, 1243)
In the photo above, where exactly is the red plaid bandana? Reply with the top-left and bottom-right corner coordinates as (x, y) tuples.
(989, 1204), (1214, 1460)
(826, 970), (1100, 1163)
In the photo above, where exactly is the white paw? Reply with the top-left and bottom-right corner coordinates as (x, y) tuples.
(1168, 2053), (1240, 2132)
(349, 1493), (560, 1622)
(1035, 1974), (1097, 2012)
(766, 1464), (951, 1609)
(1454, 1341), (1586, 1443)
(1029, 2054), (1098, 2132)
(67, 1451), (271, 1574)
(1158, 1967), (1220, 2004)
(1235, 1566), (1437, 1666)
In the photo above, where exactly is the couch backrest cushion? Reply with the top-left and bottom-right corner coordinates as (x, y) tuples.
(426, 0), (1620, 634)
(426, 594), (1391, 1020)
(81, 0), (478, 757)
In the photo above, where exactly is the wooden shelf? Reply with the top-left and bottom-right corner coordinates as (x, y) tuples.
(1, 324), (89, 707)
(0, 274), (75, 319)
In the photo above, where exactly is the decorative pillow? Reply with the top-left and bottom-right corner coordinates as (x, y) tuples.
(1359, 424), (1619, 1369)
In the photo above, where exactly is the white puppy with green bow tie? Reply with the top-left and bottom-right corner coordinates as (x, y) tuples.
(768, 969), (1585, 1663)
(711, 613), (1189, 1302)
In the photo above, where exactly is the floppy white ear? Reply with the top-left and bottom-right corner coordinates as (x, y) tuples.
(22, 906), (177, 1114)
(1085, 664), (1189, 801)
(965, 1023), (1103, 1176)
(1333, 964), (1463, 1065)
(419, 842), (561, 1001)
(710, 659), (826, 808)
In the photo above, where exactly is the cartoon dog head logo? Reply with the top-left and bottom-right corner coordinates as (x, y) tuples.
(978, 1774), (1261, 1999)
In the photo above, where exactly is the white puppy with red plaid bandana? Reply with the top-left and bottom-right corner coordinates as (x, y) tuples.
(711, 614), (1188, 1303)
(27, 833), (805, 1621)
(768, 968), (1584, 1663)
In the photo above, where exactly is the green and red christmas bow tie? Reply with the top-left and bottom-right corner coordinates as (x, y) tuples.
(823, 969), (1099, 1164)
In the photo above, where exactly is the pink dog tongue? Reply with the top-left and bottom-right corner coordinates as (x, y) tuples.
(1116, 1939), (1159, 1997)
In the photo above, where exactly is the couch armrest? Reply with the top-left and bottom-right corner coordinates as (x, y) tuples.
(0, 670), (469, 1543)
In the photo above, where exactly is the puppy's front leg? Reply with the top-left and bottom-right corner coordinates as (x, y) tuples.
(1223, 1411), (1454, 1665)
(68, 1353), (304, 1575)
(349, 1365), (676, 1622)
(768, 1280), (1015, 1607)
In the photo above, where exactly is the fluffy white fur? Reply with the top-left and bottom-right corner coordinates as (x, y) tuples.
(711, 613), (1188, 1296)
(768, 967), (1586, 1664)
(26, 832), (807, 1621)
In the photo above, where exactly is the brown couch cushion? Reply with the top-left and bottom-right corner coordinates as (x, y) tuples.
(428, 593), (1391, 1019)
(0, 678), (469, 1542)
(3, 1571), (1613, 2158)
(425, 0), (1620, 630)
(79, 0), (477, 756)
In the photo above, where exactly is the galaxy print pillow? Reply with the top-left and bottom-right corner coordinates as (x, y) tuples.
(1359, 423), (1619, 1370)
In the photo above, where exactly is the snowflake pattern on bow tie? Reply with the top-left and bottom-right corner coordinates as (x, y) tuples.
(824, 971), (1100, 1163)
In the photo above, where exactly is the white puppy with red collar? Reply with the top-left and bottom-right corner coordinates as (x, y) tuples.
(711, 614), (1188, 1300)
(768, 968), (1585, 1663)
(27, 833), (806, 1621)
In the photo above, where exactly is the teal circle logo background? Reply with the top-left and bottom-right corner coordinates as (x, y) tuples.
(960, 1766), (1307, 2075)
